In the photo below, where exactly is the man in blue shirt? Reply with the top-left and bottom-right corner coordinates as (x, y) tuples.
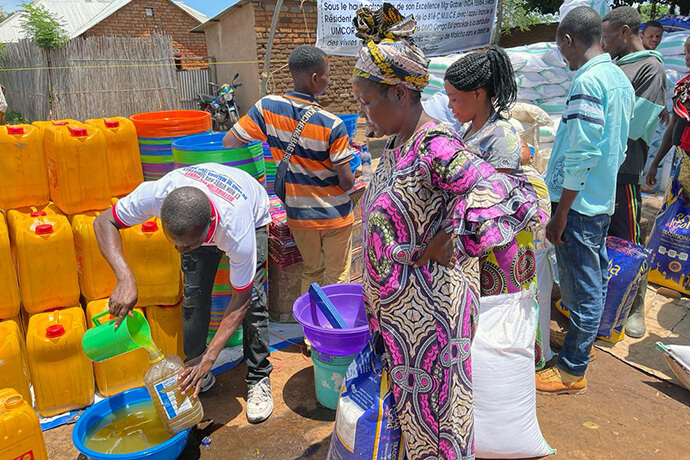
(539, 6), (634, 395)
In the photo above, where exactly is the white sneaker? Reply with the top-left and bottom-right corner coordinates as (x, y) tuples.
(246, 377), (273, 423)
(199, 371), (216, 393)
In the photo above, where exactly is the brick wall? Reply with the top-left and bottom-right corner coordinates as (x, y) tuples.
(253, 0), (359, 115)
(81, 0), (208, 67)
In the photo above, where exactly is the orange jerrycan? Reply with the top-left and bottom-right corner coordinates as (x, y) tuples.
(10, 212), (79, 314)
(0, 320), (31, 403)
(122, 218), (182, 307)
(26, 306), (94, 417)
(0, 214), (20, 320)
(0, 124), (49, 210)
(0, 388), (48, 460)
(86, 117), (143, 197)
(70, 212), (117, 301)
(86, 300), (149, 397)
(43, 124), (111, 214)
(146, 302), (185, 359)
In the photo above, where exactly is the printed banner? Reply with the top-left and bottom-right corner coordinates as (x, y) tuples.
(316, 0), (499, 57)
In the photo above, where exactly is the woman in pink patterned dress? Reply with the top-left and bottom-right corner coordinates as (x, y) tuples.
(351, 4), (543, 459)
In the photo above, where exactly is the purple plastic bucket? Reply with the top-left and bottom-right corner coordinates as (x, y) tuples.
(293, 283), (370, 356)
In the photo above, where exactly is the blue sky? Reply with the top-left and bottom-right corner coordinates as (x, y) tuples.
(0, 0), (235, 17)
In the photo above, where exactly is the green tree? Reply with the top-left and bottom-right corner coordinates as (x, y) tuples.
(0, 7), (9, 23)
(497, 0), (551, 37)
(19, 2), (68, 50)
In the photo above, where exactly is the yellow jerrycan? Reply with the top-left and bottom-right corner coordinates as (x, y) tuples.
(146, 302), (185, 360)
(31, 119), (81, 136)
(86, 117), (143, 197)
(0, 388), (48, 460)
(122, 218), (182, 307)
(70, 212), (117, 301)
(0, 320), (31, 403)
(0, 124), (49, 210)
(6, 203), (62, 236)
(85, 300), (149, 397)
(10, 212), (79, 314)
(43, 124), (111, 214)
(0, 213), (20, 320)
(26, 306), (94, 417)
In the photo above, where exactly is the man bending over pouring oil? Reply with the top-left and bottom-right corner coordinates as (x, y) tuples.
(94, 163), (274, 424)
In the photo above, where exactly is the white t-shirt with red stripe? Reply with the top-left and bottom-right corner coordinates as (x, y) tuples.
(114, 163), (271, 292)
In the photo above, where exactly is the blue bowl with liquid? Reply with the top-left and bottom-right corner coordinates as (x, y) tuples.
(72, 387), (191, 460)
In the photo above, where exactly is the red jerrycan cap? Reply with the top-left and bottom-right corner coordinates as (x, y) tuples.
(104, 119), (120, 128)
(141, 221), (158, 233)
(46, 324), (65, 338)
(30, 211), (47, 217)
(7, 126), (24, 135)
(53, 121), (69, 126)
(35, 223), (54, 235)
(70, 127), (88, 137)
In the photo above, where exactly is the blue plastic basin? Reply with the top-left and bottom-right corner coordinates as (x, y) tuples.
(72, 387), (191, 460)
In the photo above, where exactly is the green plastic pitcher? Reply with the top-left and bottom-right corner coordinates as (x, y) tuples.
(82, 310), (154, 362)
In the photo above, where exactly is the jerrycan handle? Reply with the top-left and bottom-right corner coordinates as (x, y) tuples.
(92, 311), (110, 326)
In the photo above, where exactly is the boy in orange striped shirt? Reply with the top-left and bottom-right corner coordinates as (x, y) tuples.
(224, 45), (356, 293)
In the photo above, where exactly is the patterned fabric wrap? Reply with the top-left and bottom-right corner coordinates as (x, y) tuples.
(352, 3), (429, 92)
(361, 121), (542, 458)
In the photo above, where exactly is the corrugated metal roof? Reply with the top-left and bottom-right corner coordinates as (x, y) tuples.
(72, 0), (208, 37)
(173, 2), (209, 24)
(0, 0), (208, 43)
(191, 0), (248, 33)
(0, 0), (113, 43)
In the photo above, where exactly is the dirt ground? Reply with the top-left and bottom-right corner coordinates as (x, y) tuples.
(45, 342), (689, 460)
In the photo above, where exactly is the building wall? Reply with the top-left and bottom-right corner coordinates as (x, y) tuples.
(252, 0), (359, 115)
(82, 0), (208, 65)
(202, 2), (260, 115)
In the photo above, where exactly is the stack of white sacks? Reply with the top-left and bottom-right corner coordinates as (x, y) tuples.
(424, 30), (690, 179)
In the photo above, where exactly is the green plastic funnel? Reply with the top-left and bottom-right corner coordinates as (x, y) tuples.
(82, 310), (154, 362)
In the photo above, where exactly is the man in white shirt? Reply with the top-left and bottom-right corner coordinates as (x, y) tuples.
(94, 163), (274, 423)
(0, 85), (7, 124)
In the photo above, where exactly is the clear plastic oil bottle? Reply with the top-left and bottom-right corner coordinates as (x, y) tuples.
(143, 348), (203, 434)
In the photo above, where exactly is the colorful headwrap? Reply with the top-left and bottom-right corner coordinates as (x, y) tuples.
(352, 3), (429, 92)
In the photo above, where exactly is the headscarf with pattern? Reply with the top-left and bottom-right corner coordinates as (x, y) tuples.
(352, 3), (429, 92)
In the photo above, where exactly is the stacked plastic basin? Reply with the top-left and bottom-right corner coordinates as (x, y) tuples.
(262, 142), (276, 195)
(337, 114), (358, 142)
(130, 110), (212, 181)
(209, 255), (242, 347)
(172, 133), (266, 186)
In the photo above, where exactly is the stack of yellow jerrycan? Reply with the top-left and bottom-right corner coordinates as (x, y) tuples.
(7, 206), (80, 314)
(0, 320), (31, 402)
(0, 124), (49, 210)
(121, 217), (182, 306)
(26, 306), (94, 417)
(146, 301), (185, 359)
(86, 117), (144, 197)
(70, 211), (117, 301)
(0, 213), (20, 321)
(85, 300), (149, 397)
(0, 388), (48, 460)
(43, 122), (111, 214)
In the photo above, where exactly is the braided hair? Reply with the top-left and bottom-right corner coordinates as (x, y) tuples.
(444, 46), (517, 116)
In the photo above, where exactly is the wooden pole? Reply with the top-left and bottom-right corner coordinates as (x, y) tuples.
(261, 0), (285, 97)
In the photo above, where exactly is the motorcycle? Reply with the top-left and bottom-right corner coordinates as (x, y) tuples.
(197, 73), (242, 131)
